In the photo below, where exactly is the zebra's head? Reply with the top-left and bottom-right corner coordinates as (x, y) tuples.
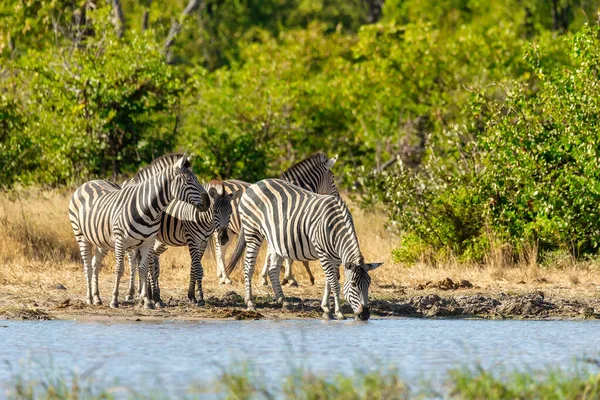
(171, 154), (210, 212)
(207, 183), (241, 246)
(317, 154), (339, 196)
(343, 261), (383, 321)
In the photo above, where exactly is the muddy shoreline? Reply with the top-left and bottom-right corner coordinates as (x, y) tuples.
(2, 289), (599, 322)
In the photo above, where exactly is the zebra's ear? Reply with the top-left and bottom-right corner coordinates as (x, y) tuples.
(325, 154), (338, 169)
(230, 190), (242, 201)
(363, 262), (383, 271)
(208, 187), (218, 199)
(175, 153), (189, 170)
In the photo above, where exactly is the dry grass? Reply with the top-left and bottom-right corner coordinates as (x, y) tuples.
(1, 188), (600, 313)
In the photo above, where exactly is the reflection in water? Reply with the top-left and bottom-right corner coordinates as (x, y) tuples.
(1, 319), (600, 395)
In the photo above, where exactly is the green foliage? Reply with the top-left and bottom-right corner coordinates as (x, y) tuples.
(450, 365), (600, 400)
(479, 25), (600, 256)
(370, 25), (600, 262)
(2, 8), (180, 186)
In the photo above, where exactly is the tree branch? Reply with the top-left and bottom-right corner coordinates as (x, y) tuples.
(164, 0), (202, 62)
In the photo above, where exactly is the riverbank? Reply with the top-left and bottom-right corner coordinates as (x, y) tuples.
(2, 279), (600, 321)
(2, 189), (600, 321)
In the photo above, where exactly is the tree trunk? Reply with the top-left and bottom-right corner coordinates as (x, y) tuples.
(111, 0), (125, 38)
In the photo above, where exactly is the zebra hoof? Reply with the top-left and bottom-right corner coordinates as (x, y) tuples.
(289, 280), (299, 288)
(335, 312), (346, 320)
(260, 278), (269, 286)
(125, 295), (133, 301)
(86, 297), (93, 306)
(310, 279), (315, 286)
(143, 301), (154, 310)
(196, 300), (205, 307)
(282, 301), (293, 311)
(109, 300), (119, 309)
(93, 298), (103, 306)
(223, 278), (233, 285)
(155, 300), (166, 309)
(247, 303), (257, 312)
(281, 278), (288, 286)
(322, 312), (333, 320)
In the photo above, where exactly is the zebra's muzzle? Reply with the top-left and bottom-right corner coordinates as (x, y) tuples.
(356, 307), (370, 321)
(219, 230), (229, 246)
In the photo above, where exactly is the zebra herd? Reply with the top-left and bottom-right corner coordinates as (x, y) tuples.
(68, 152), (383, 320)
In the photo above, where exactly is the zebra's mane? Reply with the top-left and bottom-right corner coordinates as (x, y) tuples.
(332, 195), (364, 265)
(129, 153), (185, 184)
(281, 152), (328, 177)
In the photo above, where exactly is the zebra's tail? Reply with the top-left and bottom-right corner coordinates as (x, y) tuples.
(224, 233), (246, 276)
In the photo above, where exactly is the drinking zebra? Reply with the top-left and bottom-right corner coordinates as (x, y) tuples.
(217, 152), (338, 286)
(68, 154), (209, 309)
(225, 178), (382, 320)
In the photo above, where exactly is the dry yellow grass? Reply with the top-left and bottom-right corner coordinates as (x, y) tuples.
(1, 187), (600, 317)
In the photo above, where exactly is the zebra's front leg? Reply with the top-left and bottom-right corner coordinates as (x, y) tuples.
(243, 237), (262, 311)
(125, 250), (137, 301)
(91, 247), (108, 306)
(321, 260), (345, 320)
(321, 280), (333, 320)
(78, 240), (94, 305)
(136, 240), (155, 309)
(281, 259), (298, 287)
(149, 243), (167, 308)
(214, 231), (233, 285)
(110, 240), (126, 309)
(188, 239), (208, 307)
(267, 252), (287, 308)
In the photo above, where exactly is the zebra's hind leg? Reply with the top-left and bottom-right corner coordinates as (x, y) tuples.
(267, 252), (287, 309)
(188, 238), (208, 307)
(110, 239), (126, 309)
(259, 255), (270, 286)
(125, 250), (138, 301)
(77, 240), (94, 305)
(303, 262), (315, 286)
(136, 240), (155, 309)
(91, 247), (108, 305)
(243, 236), (262, 311)
(281, 259), (298, 287)
(149, 243), (167, 308)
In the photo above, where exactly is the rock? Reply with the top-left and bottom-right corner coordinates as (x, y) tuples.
(54, 284), (67, 290)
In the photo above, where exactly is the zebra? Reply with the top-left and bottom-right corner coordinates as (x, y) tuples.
(68, 154), (209, 309)
(225, 178), (383, 321)
(142, 180), (240, 307)
(216, 152), (339, 286)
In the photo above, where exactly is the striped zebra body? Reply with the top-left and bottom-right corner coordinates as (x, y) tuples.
(68, 154), (209, 309)
(145, 181), (240, 307)
(217, 152), (338, 285)
(213, 179), (251, 284)
(228, 179), (382, 320)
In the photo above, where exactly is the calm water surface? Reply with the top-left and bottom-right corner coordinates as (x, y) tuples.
(1, 318), (600, 395)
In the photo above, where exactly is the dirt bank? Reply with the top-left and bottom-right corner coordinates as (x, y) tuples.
(2, 282), (599, 321)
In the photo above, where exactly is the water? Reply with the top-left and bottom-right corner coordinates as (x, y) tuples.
(1, 318), (600, 395)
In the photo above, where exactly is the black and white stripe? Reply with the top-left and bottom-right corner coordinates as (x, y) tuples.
(217, 152), (338, 285)
(226, 179), (382, 320)
(68, 154), (209, 309)
(144, 181), (240, 307)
